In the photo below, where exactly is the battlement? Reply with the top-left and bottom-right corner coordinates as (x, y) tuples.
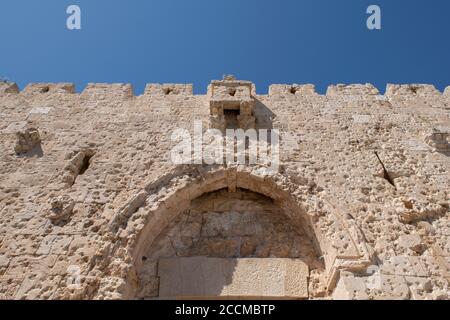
(385, 84), (441, 98)
(81, 83), (134, 99)
(23, 83), (75, 94)
(444, 86), (450, 97)
(0, 82), (19, 94)
(268, 84), (317, 96)
(0, 81), (448, 100)
(144, 83), (193, 96)
(326, 84), (379, 96)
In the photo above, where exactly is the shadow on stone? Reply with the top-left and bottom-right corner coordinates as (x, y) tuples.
(254, 98), (274, 130)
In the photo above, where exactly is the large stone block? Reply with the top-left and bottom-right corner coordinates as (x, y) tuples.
(158, 257), (309, 299)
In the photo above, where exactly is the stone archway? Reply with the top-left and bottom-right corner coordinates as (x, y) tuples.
(99, 165), (373, 299)
(138, 188), (323, 299)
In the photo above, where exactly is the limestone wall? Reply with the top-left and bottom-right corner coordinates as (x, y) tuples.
(0, 81), (449, 300)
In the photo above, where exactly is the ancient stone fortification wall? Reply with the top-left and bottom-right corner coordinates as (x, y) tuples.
(0, 80), (449, 300)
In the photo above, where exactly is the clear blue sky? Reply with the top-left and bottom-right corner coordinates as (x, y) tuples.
(0, 0), (449, 94)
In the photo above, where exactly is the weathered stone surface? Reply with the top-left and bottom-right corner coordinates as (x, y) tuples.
(44, 196), (76, 222)
(143, 189), (320, 267)
(0, 78), (448, 300)
(14, 128), (41, 154)
(397, 234), (425, 254)
(333, 272), (369, 300)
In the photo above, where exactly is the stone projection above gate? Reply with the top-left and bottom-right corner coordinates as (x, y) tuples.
(209, 76), (256, 130)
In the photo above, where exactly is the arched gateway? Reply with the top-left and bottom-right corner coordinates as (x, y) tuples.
(99, 165), (373, 299)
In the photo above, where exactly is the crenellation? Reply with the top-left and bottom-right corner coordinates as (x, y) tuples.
(144, 83), (193, 96)
(268, 84), (317, 97)
(22, 83), (75, 95)
(444, 86), (450, 97)
(81, 83), (134, 99)
(0, 82), (19, 95)
(4, 82), (448, 101)
(326, 84), (380, 97)
(385, 84), (441, 98)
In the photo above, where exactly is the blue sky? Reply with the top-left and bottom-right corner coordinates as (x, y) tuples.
(0, 0), (449, 94)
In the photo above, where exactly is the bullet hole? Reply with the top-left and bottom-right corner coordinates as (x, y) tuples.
(41, 86), (50, 93)
(142, 256), (147, 262)
(289, 87), (297, 94)
(228, 88), (236, 96)
(403, 200), (413, 210)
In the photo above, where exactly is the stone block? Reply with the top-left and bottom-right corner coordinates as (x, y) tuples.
(333, 272), (369, 300)
(158, 257), (309, 299)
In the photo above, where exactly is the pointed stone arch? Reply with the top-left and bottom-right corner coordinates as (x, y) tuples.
(99, 165), (373, 299)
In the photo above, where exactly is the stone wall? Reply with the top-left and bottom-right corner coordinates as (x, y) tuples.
(0, 80), (449, 300)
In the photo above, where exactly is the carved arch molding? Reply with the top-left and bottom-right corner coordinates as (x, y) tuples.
(100, 165), (373, 299)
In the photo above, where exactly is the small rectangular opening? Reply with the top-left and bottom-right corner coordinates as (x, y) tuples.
(224, 109), (240, 129)
(224, 109), (240, 116)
